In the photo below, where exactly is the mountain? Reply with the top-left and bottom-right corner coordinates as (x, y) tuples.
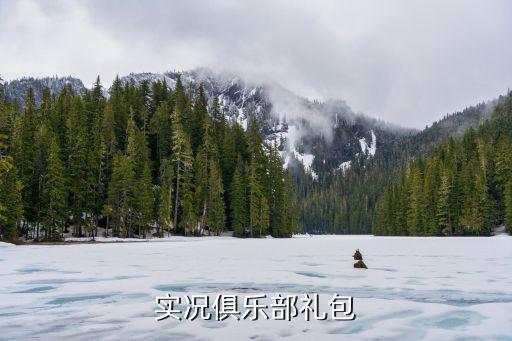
(3, 76), (86, 107)
(374, 92), (512, 236)
(296, 95), (506, 234)
(0, 71), (429, 178)
(6, 71), (397, 179)
(5, 69), (497, 182)
(2, 69), (506, 234)
(117, 69), (416, 180)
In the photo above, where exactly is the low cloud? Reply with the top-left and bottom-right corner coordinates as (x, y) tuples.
(1, 0), (511, 128)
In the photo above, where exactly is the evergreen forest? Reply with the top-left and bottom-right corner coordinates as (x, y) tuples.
(0, 77), (299, 241)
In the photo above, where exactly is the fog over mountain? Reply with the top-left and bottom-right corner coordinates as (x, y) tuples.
(2, 69), (391, 177)
(1, 0), (511, 128)
(5, 67), (503, 186)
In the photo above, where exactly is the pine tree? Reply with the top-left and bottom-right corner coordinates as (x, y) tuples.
(0, 97), (15, 154)
(85, 76), (106, 237)
(458, 155), (490, 235)
(0, 153), (22, 242)
(173, 76), (192, 136)
(193, 146), (208, 234)
(126, 114), (153, 238)
(171, 102), (195, 235)
(476, 138), (495, 233)
(41, 135), (66, 241)
(436, 168), (451, 235)
(245, 117), (269, 237)
(373, 195), (384, 236)
(493, 135), (512, 221)
(283, 170), (299, 236)
(101, 101), (117, 201)
(50, 85), (73, 157)
(158, 158), (174, 236)
(109, 76), (129, 151)
(504, 175), (512, 234)
(86, 106), (103, 238)
(38, 87), (53, 126)
(407, 160), (425, 235)
(67, 97), (89, 237)
(268, 142), (287, 237)
(191, 85), (208, 153)
(149, 80), (170, 118)
(229, 156), (247, 237)
(206, 161), (226, 235)
(15, 89), (37, 231)
(211, 97), (227, 148)
(221, 125), (237, 195)
(0, 75), (300, 240)
(248, 156), (269, 237)
(394, 175), (409, 235)
(423, 157), (439, 235)
(105, 153), (135, 237)
(193, 115), (222, 235)
(33, 124), (53, 239)
(460, 190), (485, 235)
(32, 124), (51, 239)
(247, 118), (266, 181)
(150, 102), (172, 166)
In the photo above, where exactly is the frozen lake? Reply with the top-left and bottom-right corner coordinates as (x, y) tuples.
(1, 235), (511, 340)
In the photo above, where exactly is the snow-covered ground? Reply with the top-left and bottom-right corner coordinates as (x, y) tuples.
(0, 235), (511, 340)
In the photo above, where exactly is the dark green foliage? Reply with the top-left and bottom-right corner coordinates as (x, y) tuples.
(190, 86), (208, 153)
(157, 158), (174, 236)
(150, 102), (172, 167)
(0, 76), (299, 241)
(0, 154), (22, 242)
(41, 135), (66, 241)
(297, 95), (512, 235)
(67, 97), (90, 237)
(15, 89), (37, 225)
(435, 168), (451, 235)
(126, 114), (153, 238)
(268, 142), (294, 237)
(505, 175), (512, 233)
(171, 101), (195, 234)
(374, 94), (512, 236)
(105, 153), (135, 237)
(206, 161), (226, 235)
(229, 157), (247, 237)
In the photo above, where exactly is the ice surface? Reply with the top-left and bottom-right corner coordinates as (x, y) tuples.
(0, 235), (511, 340)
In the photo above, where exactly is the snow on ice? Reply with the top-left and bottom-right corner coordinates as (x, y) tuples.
(0, 235), (511, 340)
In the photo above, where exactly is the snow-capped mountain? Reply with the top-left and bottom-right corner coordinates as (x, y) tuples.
(3, 76), (86, 107)
(119, 69), (273, 133)
(118, 68), (395, 178)
(2, 69), (410, 179)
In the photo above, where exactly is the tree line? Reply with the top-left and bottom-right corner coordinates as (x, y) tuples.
(373, 94), (512, 236)
(0, 76), (298, 242)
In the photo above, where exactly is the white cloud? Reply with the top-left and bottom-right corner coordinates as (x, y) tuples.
(1, 0), (511, 128)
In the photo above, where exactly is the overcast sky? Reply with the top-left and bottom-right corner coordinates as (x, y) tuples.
(1, 0), (511, 128)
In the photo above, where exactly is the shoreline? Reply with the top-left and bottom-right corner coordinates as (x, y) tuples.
(3, 232), (509, 246)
